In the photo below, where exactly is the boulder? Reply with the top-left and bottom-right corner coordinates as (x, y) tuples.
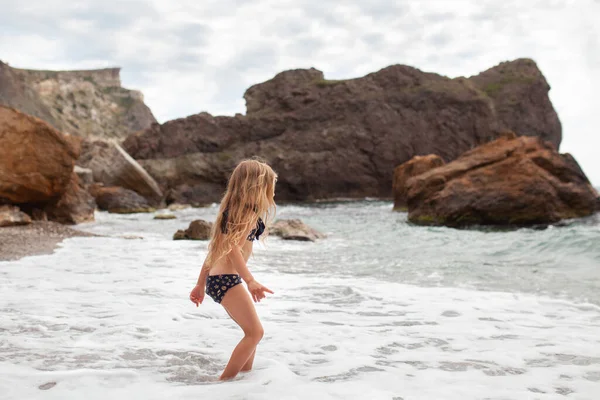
(79, 140), (163, 205)
(270, 219), (325, 241)
(406, 135), (599, 227)
(123, 59), (561, 204)
(44, 173), (96, 224)
(74, 165), (94, 187)
(393, 155), (445, 210)
(89, 184), (154, 214)
(173, 220), (213, 240)
(0, 105), (79, 204)
(0, 205), (32, 227)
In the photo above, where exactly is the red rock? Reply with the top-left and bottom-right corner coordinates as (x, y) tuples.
(0, 105), (79, 204)
(405, 135), (599, 226)
(393, 155), (445, 210)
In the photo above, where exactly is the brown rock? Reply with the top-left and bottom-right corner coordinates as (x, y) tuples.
(74, 165), (94, 187)
(123, 59), (561, 204)
(393, 155), (445, 210)
(270, 219), (325, 242)
(406, 135), (599, 227)
(0, 205), (32, 227)
(0, 105), (80, 204)
(44, 173), (96, 224)
(79, 140), (163, 205)
(154, 213), (176, 220)
(90, 184), (154, 214)
(173, 219), (213, 240)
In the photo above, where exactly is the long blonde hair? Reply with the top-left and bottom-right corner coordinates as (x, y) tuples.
(205, 159), (277, 268)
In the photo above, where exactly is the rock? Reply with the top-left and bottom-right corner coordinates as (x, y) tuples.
(405, 135), (599, 227)
(154, 213), (176, 220)
(0, 60), (156, 140)
(123, 59), (561, 204)
(44, 173), (96, 224)
(168, 203), (191, 211)
(38, 382), (57, 391)
(270, 219), (325, 241)
(79, 140), (163, 205)
(173, 220), (213, 240)
(0, 105), (80, 204)
(0, 205), (32, 227)
(74, 165), (94, 187)
(89, 184), (154, 214)
(393, 155), (445, 210)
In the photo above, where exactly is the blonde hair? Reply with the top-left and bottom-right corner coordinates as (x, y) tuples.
(205, 159), (277, 268)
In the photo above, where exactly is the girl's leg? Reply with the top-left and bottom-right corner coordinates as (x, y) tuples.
(224, 309), (257, 372)
(241, 349), (256, 372)
(219, 284), (264, 380)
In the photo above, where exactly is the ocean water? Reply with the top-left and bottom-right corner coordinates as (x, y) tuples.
(1, 201), (599, 400)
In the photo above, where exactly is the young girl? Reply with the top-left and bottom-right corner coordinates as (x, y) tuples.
(189, 159), (277, 381)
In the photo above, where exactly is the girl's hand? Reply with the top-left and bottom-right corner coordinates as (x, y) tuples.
(189, 284), (205, 307)
(246, 280), (274, 303)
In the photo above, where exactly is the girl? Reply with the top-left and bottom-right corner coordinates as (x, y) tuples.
(189, 159), (277, 381)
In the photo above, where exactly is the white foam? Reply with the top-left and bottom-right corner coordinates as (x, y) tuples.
(1, 234), (599, 399)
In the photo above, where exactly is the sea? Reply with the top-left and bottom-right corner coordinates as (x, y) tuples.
(1, 200), (599, 400)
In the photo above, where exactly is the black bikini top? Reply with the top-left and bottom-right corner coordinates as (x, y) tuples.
(221, 210), (265, 241)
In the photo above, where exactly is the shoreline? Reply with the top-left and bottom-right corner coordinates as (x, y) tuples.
(0, 221), (97, 262)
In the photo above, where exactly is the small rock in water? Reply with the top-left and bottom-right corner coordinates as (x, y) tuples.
(270, 219), (325, 242)
(173, 220), (212, 240)
(154, 213), (176, 220)
(38, 382), (57, 390)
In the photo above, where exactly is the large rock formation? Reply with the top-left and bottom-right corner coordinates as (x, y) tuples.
(393, 154), (445, 210)
(79, 140), (163, 205)
(404, 134), (599, 227)
(0, 106), (97, 224)
(0, 105), (79, 204)
(0, 61), (156, 140)
(123, 59), (562, 204)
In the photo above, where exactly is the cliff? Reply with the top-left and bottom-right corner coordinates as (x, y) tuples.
(123, 58), (562, 204)
(0, 61), (156, 140)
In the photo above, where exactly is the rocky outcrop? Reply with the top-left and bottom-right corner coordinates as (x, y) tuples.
(79, 140), (163, 205)
(0, 61), (156, 140)
(123, 58), (561, 204)
(0, 105), (79, 204)
(405, 135), (599, 227)
(270, 219), (325, 241)
(393, 155), (445, 210)
(44, 173), (95, 224)
(89, 184), (154, 214)
(173, 220), (212, 240)
(0, 205), (32, 227)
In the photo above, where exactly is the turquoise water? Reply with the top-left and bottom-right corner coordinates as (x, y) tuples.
(273, 200), (600, 306)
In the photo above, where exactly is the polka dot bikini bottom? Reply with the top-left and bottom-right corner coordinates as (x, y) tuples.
(206, 274), (242, 303)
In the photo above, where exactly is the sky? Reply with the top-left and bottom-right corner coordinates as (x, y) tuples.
(1, 0), (599, 184)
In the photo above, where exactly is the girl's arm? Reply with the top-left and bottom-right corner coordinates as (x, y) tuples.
(196, 261), (210, 286)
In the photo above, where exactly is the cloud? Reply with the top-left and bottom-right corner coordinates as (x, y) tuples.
(0, 0), (599, 183)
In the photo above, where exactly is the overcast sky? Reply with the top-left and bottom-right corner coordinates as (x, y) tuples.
(1, 0), (599, 184)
